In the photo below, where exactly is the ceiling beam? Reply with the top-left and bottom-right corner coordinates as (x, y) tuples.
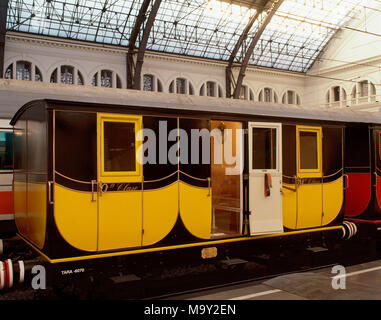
(0, 0), (9, 79)
(127, 0), (162, 90)
(232, 0), (284, 99)
(225, 9), (262, 98)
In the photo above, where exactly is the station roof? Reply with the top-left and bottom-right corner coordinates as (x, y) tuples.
(5, 0), (380, 73)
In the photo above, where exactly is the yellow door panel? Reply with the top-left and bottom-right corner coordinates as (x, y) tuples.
(14, 181), (28, 237)
(142, 183), (179, 246)
(282, 184), (297, 230)
(55, 184), (97, 252)
(296, 125), (323, 229)
(179, 182), (211, 239)
(26, 182), (47, 249)
(97, 113), (143, 251)
(322, 177), (343, 226)
(98, 191), (142, 250)
(296, 184), (323, 229)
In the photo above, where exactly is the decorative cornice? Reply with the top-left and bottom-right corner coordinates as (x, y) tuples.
(308, 54), (381, 77)
(6, 31), (305, 79)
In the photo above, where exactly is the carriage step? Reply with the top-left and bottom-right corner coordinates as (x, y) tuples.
(306, 246), (329, 253)
(220, 258), (248, 266)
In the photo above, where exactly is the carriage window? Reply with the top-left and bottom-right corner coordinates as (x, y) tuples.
(103, 122), (136, 172)
(0, 131), (13, 170)
(299, 131), (318, 169)
(252, 128), (277, 170)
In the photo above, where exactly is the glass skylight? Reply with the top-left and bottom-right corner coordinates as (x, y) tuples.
(6, 0), (381, 72)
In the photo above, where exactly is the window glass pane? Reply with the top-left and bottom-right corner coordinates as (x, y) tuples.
(176, 78), (186, 94)
(16, 61), (31, 80)
(206, 81), (215, 97)
(299, 131), (318, 169)
(252, 128), (277, 170)
(333, 86), (340, 101)
(35, 67), (43, 82)
(101, 70), (112, 87)
(264, 88), (271, 102)
(143, 74), (154, 91)
(77, 72), (84, 85)
(104, 122), (136, 172)
(50, 69), (57, 83)
(91, 73), (97, 86)
(0, 132), (13, 170)
(61, 66), (74, 84)
(288, 90), (295, 104)
(5, 64), (13, 79)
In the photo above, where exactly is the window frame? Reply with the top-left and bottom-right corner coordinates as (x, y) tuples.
(249, 122), (282, 174)
(99, 114), (142, 180)
(296, 126), (322, 177)
(0, 129), (13, 172)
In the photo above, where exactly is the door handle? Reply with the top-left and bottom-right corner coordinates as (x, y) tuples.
(91, 180), (97, 202)
(343, 174), (349, 190)
(207, 177), (211, 197)
(48, 181), (54, 205)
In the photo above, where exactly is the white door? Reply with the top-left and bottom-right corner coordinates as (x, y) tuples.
(249, 122), (283, 235)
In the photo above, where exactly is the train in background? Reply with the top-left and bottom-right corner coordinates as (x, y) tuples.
(0, 119), (14, 236)
(1, 91), (381, 290)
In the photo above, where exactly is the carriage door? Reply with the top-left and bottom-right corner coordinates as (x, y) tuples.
(249, 122), (283, 235)
(296, 126), (323, 229)
(97, 114), (143, 250)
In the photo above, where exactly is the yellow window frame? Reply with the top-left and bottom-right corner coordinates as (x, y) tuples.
(98, 113), (142, 181)
(296, 126), (322, 178)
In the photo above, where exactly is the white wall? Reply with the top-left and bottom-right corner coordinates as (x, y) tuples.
(2, 31), (305, 117)
(305, 5), (381, 110)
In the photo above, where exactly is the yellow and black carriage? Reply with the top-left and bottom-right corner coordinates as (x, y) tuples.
(10, 92), (378, 279)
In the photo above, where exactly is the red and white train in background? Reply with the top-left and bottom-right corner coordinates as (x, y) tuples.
(0, 119), (14, 238)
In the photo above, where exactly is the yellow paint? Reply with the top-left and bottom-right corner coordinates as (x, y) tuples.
(18, 225), (342, 264)
(297, 184), (323, 229)
(98, 191), (142, 250)
(295, 125), (323, 229)
(322, 177), (343, 226)
(282, 183), (297, 229)
(296, 126), (322, 178)
(97, 113), (143, 251)
(14, 180), (28, 236)
(99, 114), (142, 183)
(26, 182), (47, 249)
(179, 181), (211, 239)
(54, 184), (97, 252)
(142, 182), (179, 246)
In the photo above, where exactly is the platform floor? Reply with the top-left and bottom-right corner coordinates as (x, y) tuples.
(171, 260), (381, 300)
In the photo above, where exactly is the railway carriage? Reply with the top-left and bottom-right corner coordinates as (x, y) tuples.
(2, 92), (381, 282)
(0, 119), (14, 236)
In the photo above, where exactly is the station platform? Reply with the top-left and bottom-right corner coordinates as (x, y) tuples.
(172, 260), (381, 300)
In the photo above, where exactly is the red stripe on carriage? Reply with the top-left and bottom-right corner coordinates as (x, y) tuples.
(0, 192), (14, 215)
(344, 173), (371, 217)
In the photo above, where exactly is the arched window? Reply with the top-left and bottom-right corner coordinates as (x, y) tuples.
(326, 86), (347, 107)
(239, 85), (255, 101)
(169, 77), (194, 95)
(258, 87), (278, 103)
(200, 81), (223, 98)
(351, 80), (376, 105)
(50, 65), (84, 85)
(282, 90), (301, 105)
(143, 74), (163, 92)
(4, 61), (43, 81)
(91, 70), (122, 88)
